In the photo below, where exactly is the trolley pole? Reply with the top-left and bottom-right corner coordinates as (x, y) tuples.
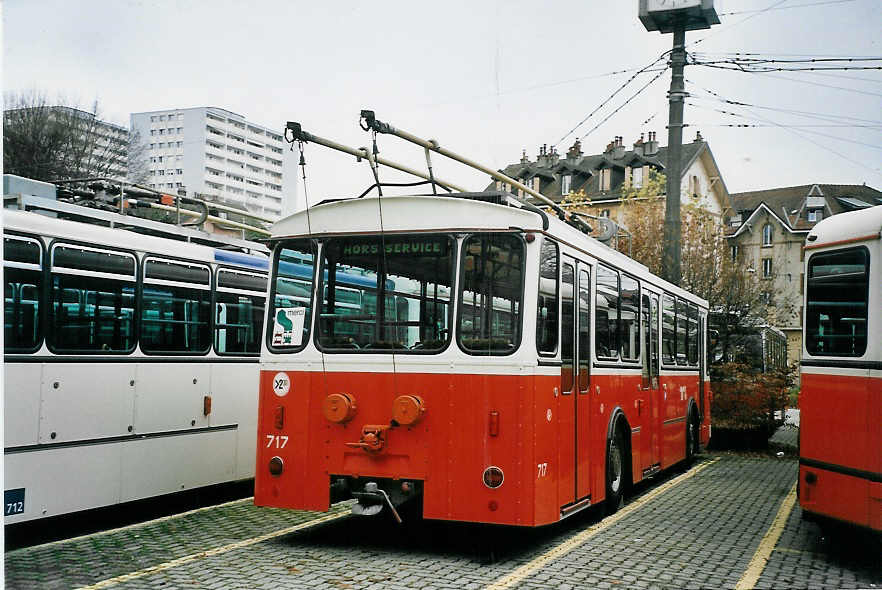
(662, 26), (686, 286)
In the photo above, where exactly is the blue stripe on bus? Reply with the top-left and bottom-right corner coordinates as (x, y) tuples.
(214, 250), (269, 270)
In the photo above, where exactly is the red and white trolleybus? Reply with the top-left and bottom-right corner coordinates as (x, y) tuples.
(799, 204), (881, 532)
(254, 187), (711, 526)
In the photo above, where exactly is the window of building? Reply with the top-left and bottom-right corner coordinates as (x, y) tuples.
(632, 166), (643, 188)
(159, 115), (166, 121)
(560, 174), (572, 195)
(536, 238), (559, 356)
(150, 129), (156, 136)
(532, 177), (540, 192)
(158, 142), (165, 148)
(731, 245), (739, 263)
(601, 209), (611, 218)
(762, 258), (772, 278)
(150, 116), (157, 122)
(176, 168), (183, 174)
(599, 168), (610, 191)
(762, 223), (773, 246)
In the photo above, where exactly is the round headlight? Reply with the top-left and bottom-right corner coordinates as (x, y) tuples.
(482, 466), (504, 489)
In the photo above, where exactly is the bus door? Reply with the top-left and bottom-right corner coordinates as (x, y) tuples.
(641, 293), (661, 472)
(699, 313), (706, 423)
(559, 259), (577, 506)
(575, 265), (592, 499)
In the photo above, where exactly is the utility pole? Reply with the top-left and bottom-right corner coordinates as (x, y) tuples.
(663, 27), (687, 285)
(638, 0), (719, 286)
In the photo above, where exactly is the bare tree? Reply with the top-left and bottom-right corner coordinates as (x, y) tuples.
(3, 90), (148, 183)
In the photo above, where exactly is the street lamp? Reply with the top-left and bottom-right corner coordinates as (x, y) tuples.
(639, 0), (719, 285)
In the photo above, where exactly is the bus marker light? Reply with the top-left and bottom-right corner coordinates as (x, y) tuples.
(274, 405), (285, 429)
(269, 456), (284, 476)
(489, 411), (499, 437)
(483, 466), (504, 489)
(525, 233), (535, 243)
(392, 395), (425, 426)
(203, 395), (212, 416)
(323, 393), (357, 423)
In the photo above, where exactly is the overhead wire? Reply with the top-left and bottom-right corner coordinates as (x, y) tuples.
(689, 0), (791, 47)
(551, 52), (671, 149)
(578, 69), (668, 142)
(717, 0), (856, 15)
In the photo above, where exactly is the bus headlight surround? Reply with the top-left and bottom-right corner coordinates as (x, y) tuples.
(483, 466), (504, 489)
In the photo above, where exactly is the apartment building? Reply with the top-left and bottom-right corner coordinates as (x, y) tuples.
(130, 107), (298, 222)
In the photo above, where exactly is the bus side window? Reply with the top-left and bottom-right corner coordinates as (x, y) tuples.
(536, 238), (559, 356)
(595, 264), (619, 360)
(141, 258), (211, 354)
(215, 270), (267, 355)
(561, 262), (575, 393)
(687, 303), (699, 366)
(676, 298), (689, 366)
(49, 244), (137, 353)
(4, 236), (44, 353)
(662, 294), (675, 365)
(620, 273), (639, 361)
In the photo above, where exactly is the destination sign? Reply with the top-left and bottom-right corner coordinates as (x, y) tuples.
(341, 238), (448, 257)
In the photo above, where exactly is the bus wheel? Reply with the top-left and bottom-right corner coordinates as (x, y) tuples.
(686, 409), (699, 462)
(605, 427), (626, 515)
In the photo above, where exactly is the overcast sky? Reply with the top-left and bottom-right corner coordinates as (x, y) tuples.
(3, 0), (880, 203)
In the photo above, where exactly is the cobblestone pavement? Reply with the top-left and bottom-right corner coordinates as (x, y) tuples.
(5, 454), (880, 589)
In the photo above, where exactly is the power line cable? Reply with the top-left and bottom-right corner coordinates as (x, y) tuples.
(552, 52), (670, 149)
(684, 102), (882, 172)
(689, 0), (791, 47)
(579, 69), (668, 141)
(688, 94), (882, 125)
(717, 0), (856, 15)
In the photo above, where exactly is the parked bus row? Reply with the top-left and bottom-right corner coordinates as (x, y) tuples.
(3, 193), (270, 523)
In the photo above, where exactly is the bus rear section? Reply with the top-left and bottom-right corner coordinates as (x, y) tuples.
(799, 207), (881, 532)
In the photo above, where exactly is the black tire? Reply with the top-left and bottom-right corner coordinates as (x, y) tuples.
(686, 409), (700, 462)
(605, 426), (626, 515)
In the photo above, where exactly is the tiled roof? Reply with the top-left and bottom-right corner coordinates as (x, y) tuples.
(729, 184), (882, 231)
(491, 140), (706, 202)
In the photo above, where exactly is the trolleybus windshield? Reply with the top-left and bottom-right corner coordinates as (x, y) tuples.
(318, 234), (455, 352)
(805, 247), (869, 356)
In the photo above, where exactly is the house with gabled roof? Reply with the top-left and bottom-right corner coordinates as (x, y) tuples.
(488, 131), (732, 223)
(726, 183), (882, 366)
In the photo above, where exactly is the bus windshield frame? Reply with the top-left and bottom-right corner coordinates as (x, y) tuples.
(316, 233), (456, 354)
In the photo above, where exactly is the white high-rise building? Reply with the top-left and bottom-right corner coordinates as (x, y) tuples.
(131, 107), (298, 222)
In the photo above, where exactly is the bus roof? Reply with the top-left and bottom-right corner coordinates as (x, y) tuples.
(272, 193), (707, 308)
(806, 204), (882, 249)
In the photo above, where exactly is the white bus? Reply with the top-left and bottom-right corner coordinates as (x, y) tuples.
(4, 198), (269, 523)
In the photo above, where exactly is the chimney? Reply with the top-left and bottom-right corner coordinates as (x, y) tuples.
(549, 146), (559, 166)
(694, 130), (703, 143)
(520, 149), (529, 164)
(632, 133), (645, 157)
(612, 136), (625, 160)
(645, 131), (659, 156)
(537, 144), (549, 167)
(566, 139), (583, 161)
(604, 139), (615, 155)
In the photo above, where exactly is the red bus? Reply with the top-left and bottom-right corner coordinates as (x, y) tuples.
(800, 205), (881, 532)
(253, 190), (711, 526)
